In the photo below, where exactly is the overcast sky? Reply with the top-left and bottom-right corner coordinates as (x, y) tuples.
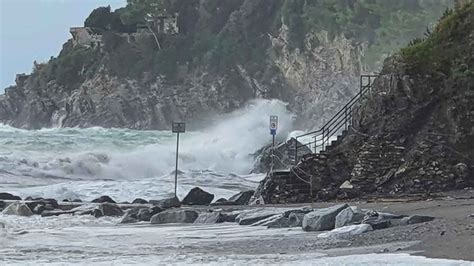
(0, 0), (126, 91)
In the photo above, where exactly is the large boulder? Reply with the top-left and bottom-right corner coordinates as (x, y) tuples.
(335, 206), (365, 228)
(227, 190), (255, 205)
(132, 198), (148, 204)
(91, 195), (116, 204)
(97, 203), (123, 217)
(302, 204), (349, 231)
(194, 212), (225, 224)
(26, 198), (59, 214)
(1, 202), (33, 216)
(120, 207), (143, 224)
(0, 192), (21, 201)
(181, 187), (214, 206)
(150, 209), (199, 224)
(150, 197), (181, 209)
(317, 224), (373, 238)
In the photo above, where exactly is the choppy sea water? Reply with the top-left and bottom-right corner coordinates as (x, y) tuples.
(0, 100), (299, 201)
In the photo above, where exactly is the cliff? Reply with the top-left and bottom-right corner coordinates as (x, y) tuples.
(256, 3), (474, 203)
(0, 0), (451, 129)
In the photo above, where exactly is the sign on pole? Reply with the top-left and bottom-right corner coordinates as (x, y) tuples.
(269, 115), (278, 135)
(172, 122), (185, 198)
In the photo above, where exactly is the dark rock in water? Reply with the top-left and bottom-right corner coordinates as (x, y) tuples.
(92, 208), (104, 218)
(120, 208), (141, 223)
(400, 215), (435, 225)
(0, 200), (5, 210)
(150, 209), (199, 224)
(98, 203), (124, 217)
(182, 187), (214, 206)
(194, 212), (225, 224)
(222, 212), (239, 223)
(132, 198), (148, 204)
(149, 206), (163, 216)
(63, 199), (69, 202)
(25, 196), (43, 201)
(91, 195), (116, 204)
(214, 198), (227, 203)
(302, 204), (349, 231)
(228, 190), (255, 205)
(72, 199), (83, 203)
(120, 201), (130, 204)
(150, 197), (181, 209)
(0, 192), (21, 201)
(121, 215), (139, 224)
(33, 204), (45, 215)
(1, 202), (33, 216)
(27, 198), (59, 213)
(137, 208), (152, 221)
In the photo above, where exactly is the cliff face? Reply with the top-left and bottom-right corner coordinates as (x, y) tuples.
(256, 3), (474, 203)
(0, 0), (450, 129)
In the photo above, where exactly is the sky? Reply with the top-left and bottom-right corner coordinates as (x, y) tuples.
(0, 0), (126, 91)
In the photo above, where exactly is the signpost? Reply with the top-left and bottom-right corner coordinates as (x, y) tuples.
(172, 122), (185, 198)
(269, 115), (278, 175)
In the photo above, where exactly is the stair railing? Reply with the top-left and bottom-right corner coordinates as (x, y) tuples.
(293, 75), (378, 163)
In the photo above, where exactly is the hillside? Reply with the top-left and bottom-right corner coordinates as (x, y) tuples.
(0, 0), (452, 129)
(256, 2), (474, 203)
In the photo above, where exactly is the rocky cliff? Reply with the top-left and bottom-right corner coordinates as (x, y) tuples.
(0, 0), (451, 129)
(256, 3), (474, 203)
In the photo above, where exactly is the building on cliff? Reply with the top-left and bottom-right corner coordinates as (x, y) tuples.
(69, 27), (103, 49)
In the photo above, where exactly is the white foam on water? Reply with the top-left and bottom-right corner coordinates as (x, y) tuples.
(0, 215), (471, 265)
(0, 99), (293, 200)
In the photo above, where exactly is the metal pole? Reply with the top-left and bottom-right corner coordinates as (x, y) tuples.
(271, 134), (275, 174)
(174, 132), (180, 198)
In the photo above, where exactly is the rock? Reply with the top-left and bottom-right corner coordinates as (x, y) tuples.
(137, 208), (152, 221)
(98, 203), (123, 217)
(335, 206), (365, 228)
(363, 217), (392, 230)
(33, 204), (45, 215)
(150, 197), (181, 209)
(266, 216), (291, 228)
(194, 212), (225, 224)
(132, 198), (148, 204)
(339, 181), (353, 189)
(149, 206), (163, 216)
(302, 204), (349, 231)
(227, 190), (255, 205)
(0, 192), (21, 200)
(181, 187), (214, 206)
(120, 215), (139, 224)
(91, 195), (116, 204)
(400, 215), (435, 225)
(251, 214), (284, 226)
(288, 212), (305, 227)
(72, 199), (83, 202)
(0, 200), (5, 210)
(236, 209), (281, 226)
(318, 224), (373, 238)
(1, 202), (33, 216)
(26, 198), (59, 213)
(120, 208), (141, 223)
(454, 163), (469, 180)
(150, 209), (199, 224)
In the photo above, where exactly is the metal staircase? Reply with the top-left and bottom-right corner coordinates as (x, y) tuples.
(293, 75), (378, 162)
(263, 75), (377, 204)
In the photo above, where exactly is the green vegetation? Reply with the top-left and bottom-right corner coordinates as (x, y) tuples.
(401, 3), (474, 77)
(44, 0), (456, 83)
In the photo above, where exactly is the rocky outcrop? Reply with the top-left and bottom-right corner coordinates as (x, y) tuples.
(256, 4), (474, 203)
(150, 209), (199, 224)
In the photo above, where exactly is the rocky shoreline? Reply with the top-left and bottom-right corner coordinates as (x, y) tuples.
(2, 188), (473, 262)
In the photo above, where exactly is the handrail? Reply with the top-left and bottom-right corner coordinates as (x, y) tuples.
(293, 75), (378, 162)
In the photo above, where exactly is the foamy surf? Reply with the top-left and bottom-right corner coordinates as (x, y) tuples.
(0, 99), (297, 201)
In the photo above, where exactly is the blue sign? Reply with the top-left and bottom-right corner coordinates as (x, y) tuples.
(270, 128), (276, 135)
